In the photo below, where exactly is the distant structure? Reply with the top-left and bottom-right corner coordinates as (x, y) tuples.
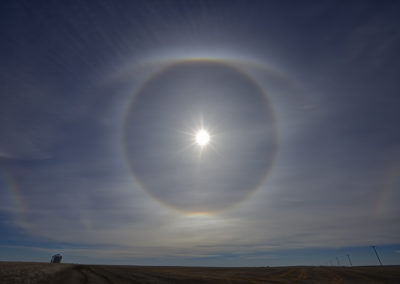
(346, 254), (353, 266)
(371, 246), (383, 266)
(50, 254), (62, 263)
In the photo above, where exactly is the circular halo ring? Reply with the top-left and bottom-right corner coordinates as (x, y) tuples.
(123, 57), (279, 215)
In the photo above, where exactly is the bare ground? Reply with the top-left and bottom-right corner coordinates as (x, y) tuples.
(1, 262), (399, 283)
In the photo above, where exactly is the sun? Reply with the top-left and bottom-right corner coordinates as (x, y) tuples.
(195, 129), (210, 147)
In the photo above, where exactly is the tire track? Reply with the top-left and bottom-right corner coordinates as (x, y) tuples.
(77, 266), (113, 284)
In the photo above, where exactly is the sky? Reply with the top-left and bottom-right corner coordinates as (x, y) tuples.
(0, 0), (399, 266)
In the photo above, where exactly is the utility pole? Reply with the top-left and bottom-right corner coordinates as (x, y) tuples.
(346, 254), (353, 266)
(336, 257), (340, 266)
(371, 246), (383, 266)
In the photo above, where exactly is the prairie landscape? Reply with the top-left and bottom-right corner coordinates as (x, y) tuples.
(1, 2), (400, 282)
(1, 262), (400, 284)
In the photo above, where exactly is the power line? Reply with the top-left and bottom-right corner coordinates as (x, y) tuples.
(371, 246), (383, 266)
(346, 254), (352, 266)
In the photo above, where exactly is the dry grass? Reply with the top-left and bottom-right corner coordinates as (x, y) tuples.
(0, 261), (73, 284)
(1, 262), (399, 283)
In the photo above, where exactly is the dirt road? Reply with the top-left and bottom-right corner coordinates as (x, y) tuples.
(2, 262), (400, 283)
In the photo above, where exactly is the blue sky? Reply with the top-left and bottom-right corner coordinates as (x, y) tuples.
(0, 0), (399, 266)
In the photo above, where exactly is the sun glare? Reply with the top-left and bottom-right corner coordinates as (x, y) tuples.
(195, 129), (210, 147)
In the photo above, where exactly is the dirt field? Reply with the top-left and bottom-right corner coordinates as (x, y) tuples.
(1, 262), (399, 283)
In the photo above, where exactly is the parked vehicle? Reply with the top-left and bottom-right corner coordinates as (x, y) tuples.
(50, 254), (62, 263)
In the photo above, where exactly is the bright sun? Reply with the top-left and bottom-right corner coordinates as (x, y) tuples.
(195, 129), (210, 147)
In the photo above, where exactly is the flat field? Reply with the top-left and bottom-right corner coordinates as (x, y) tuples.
(1, 262), (399, 283)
